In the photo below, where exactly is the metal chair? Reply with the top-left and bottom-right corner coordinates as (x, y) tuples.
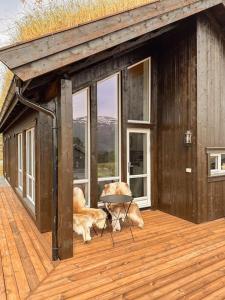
(100, 195), (134, 245)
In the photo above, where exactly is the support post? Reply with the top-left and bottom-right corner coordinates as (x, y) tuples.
(58, 79), (73, 259)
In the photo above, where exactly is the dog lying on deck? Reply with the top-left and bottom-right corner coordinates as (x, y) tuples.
(73, 187), (107, 242)
(101, 182), (144, 231)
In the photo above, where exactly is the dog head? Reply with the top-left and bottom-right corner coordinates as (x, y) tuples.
(73, 187), (86, 212)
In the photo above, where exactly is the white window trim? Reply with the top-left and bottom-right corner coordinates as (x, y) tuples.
(210, 153), (225, 176)
(26, 128), (35, 205)
(127, 57), (151, 124)
(97, 72), (122, 184)
(98, 176), (120, 182)
(73, 87), (91, 207)
(18, 133), (23, 191)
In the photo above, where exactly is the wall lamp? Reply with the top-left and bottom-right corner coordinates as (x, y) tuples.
(184, 130), (192, 145)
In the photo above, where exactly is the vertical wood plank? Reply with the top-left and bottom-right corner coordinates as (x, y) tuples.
(151, 56), (158, 209)
(36, 112), (52, 233)
(90, 83), (98, 208)
(121, 69), (128, 183)
(58, 79), (73, 259)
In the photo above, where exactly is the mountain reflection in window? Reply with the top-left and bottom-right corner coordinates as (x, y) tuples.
(72, 89), (89, 180)
(97, 74), (119, 178)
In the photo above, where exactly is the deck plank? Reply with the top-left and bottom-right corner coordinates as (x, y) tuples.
(1, 185), (225, 299)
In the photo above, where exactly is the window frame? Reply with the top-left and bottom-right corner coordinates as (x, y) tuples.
(96, 72), (122, 185)
(72, 87), (91, 207)
(127, 57), (151, 125)
(26, 128), (35, 205)
(207, 148), (225, 177)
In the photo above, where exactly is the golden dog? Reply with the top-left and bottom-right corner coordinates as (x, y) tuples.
(101, 182), (144, 231)
(73, 187), (107, 242)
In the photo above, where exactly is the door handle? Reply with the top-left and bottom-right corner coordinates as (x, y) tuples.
(128, 162), (133, 173)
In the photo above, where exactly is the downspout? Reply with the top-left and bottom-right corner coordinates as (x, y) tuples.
(15, 82), (59, 261)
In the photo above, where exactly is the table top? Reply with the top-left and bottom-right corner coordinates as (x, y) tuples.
(100, 195), (133, 203)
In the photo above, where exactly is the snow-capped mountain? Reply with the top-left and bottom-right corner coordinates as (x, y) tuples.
(73, 116), (118, 153)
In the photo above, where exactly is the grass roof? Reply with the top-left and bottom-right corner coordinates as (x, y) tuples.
(15, 0), (157, 43)
(0, 0), (156, 105)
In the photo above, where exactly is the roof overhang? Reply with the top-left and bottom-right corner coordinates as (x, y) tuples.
(0, 0), (224, 82)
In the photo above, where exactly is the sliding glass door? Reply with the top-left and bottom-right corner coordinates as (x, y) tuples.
(97, 73), (120, 196)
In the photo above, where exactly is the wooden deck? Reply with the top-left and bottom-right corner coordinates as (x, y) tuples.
(2, 187), (225, 299)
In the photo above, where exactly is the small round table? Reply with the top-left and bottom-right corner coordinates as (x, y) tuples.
(100, 195), (134, 245)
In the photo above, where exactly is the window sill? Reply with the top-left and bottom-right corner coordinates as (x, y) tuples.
(208, 175), (225, 182)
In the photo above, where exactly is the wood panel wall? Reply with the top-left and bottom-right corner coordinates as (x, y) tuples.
(157, 24), (197, 222)
(196, 14), (225, 222)
(3, 110), (52, 232)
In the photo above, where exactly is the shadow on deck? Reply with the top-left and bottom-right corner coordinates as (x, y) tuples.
(1, 185), (225, 299)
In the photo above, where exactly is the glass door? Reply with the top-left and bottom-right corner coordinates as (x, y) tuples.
(127, 129), (151, 208)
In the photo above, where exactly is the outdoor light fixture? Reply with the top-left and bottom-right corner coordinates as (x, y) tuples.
(184, 130), (192, 145)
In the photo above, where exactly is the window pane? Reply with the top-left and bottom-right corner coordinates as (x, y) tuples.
(18, 134), (23, 190)
(29, 178), (32, 198)
(97, 75), (119, 178)
(130, 177), (147, 198)
(129, 132), (147, 175)
(28, 132), (31, 175)
(210, 156), (218, 170)
(128, 59), (150, 122)
(221, 154), (225, 171)
(73, 89), (89, 180)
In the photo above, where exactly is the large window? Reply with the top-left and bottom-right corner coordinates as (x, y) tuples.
(18, 133), (23, 191)
(26, 128), (35, 205)
(97, 73), (120, 194)
(127, 58), (151, 123)
(73, 88), (90, 206)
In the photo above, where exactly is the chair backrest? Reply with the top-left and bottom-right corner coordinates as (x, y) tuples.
(100, 195), (133, 204)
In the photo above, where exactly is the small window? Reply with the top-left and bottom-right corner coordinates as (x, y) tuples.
(208, 151), (225, 177)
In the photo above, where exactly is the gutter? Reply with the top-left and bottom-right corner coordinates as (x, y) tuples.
(15, 80), (59, 261)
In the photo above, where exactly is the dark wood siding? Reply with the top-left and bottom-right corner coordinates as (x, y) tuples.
(197, 14), (225, 222)
(157, 25), (197, 222)
(3, 110), (52, 232)
(58, 79), (73, 259)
